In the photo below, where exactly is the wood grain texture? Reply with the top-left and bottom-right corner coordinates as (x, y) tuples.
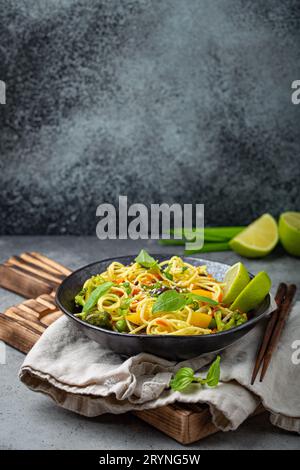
(0, 292), (62, 353)
(0, 251), (263, 444)
(134, 404), (218, 444)
(0, 264), (53, 298)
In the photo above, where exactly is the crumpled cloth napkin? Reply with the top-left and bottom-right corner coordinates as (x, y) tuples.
(19, 300), (300, 433)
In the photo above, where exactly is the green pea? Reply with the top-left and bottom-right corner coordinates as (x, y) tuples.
(115, 319), (128, 333)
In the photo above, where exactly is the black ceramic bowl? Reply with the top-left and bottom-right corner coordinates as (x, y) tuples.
(56, 254), (271, 361)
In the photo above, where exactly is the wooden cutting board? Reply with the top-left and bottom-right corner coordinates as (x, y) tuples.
(0, 252), (261, 444)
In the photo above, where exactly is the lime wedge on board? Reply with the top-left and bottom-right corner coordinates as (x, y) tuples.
(222, 262), (250, 305)
(279, 211), (300, 257)
(229, 214), (278, 258)
(230, 271), (271, 312)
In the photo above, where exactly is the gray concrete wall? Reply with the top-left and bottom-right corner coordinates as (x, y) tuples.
(0, 0), (299, 234)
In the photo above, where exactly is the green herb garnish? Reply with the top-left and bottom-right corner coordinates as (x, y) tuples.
(135, 249), (158, 269)
(121, 281), (132, 295)
(152, 290), (218, 313)
(152, 290), (186, 313)
(163, 262), (174, 280)
(164, 269), (173, 281)
(170, 356), (221, 391)
(185, 293), (218, 306)
(82, 282), (113, 314)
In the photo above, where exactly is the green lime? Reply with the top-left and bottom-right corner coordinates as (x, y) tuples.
(230, 271), (271, 313)
(278, 211), (300, 257)
(222, 262), (250, 305)
(229, 214), (278, 258)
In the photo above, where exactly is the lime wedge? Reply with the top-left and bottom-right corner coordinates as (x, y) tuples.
(279, 211), (300, 257)
(229, 214), (278, 258)
(222, 262), (250, 305)
(230, 271), (271, 312)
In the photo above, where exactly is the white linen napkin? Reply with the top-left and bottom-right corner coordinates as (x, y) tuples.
(19, 300), (300, 434)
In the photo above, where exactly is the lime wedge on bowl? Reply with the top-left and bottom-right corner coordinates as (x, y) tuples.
(222, 262), (250, 305)
(230, 271), (271, 312)
(279, 211), (300, 257)
(229, 214), (278, 258)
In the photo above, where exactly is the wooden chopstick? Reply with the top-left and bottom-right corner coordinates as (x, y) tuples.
(251, 283), (287, 385)
(259, 283), (297, 382)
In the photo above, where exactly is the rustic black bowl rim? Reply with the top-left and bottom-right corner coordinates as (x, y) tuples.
(56, 253), (271, 340)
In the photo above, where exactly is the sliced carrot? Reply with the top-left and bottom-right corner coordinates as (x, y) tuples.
(114, 290), (124, 297)
(111, 287), (125, 297)
(156, 319), (169, 327)
(132, 287), (141, 295)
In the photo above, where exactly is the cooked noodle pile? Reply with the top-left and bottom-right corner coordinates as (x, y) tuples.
(74, 252), (247, 335)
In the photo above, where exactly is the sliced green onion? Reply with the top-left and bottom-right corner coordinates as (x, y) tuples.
(184, 242), (230, 254)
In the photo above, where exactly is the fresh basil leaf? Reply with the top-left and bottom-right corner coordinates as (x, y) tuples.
(152, 290), (187, 313)
(135, 249), (157, 268)
(149, 261), (161, 274)
(170, 367), (195, 391)
(82, 282), (113, 313)
(203, 355), (221, 387)
(185, 293), (218, 306)
(170, 356), (221, 392)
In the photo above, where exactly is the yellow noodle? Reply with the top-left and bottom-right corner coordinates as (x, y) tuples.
(76, 254), (247, 336)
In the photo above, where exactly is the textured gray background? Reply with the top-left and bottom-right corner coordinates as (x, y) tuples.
(0, 0), (300, 234)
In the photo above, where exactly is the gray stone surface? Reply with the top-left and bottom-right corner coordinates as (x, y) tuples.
(1, 1), (300, 234)
(0, 236), (299, 450)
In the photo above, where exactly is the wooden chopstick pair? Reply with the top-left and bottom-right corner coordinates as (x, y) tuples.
(251, 282), (297, 384)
